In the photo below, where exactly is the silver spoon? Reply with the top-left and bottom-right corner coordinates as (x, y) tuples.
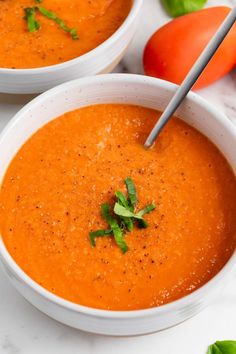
(144, 6), (236, 148)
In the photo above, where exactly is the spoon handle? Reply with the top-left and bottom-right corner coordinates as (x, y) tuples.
(144, 6), (236, 149)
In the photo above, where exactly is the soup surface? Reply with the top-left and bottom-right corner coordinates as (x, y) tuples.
(0, 104), (236, 310)
(0, 0), (131, 69)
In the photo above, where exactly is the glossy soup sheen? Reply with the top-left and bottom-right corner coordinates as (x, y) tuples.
(0, 0), (131, 69)
(0, 104), (236, 311)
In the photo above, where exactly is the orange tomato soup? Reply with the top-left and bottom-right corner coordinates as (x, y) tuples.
(0, 0), (131, 69)
(0, 104), (236, 310)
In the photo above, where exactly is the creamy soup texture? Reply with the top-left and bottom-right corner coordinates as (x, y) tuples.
(0, 104), (235, 310)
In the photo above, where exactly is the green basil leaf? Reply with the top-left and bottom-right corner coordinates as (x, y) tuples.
(38, 6), (57, 20)
(136, 203), (156, 218)
(125, 177), (137, 209)
(112, 223), (128, 254)
(38, 6), (79, 40)
(121, 217), (133, 231)
(102, 203), (118, 225)
(114, 203), (137, 218)
(101, 203), (128, 253)
(161, 0), (207, 17)
(115, 191), (130, 209)
(89, 229), (112, 247)
(70, 28), (79, 40)
(207, 341), (236, 354)
(115, 191), (134, 231)
(24, 7), (40, 32)
(114, 203), (155, 221)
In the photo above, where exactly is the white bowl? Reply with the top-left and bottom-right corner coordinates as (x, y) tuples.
(0, 0), (142, 94)
(0, 74), (235, 336)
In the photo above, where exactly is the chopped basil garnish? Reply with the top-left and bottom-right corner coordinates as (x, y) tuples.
(136, 204), (156, 218)
(23, 3), (79, 40)
(136, 204), (156, 228)
(115, 191), (130, 210)
(70, 28), (79, 40)
(114, 203), (138, 218)
(89, 229), (113, 247)
(114, 202), (155, 220)
(121, 217), (133, 232)
(24, 7), (40, 32)
(125, 177), (137, 209)
(101, 203), (128, 254)
(38, 6), (79, 40)
(115, 191), (134, 231)
(89, 178), (156, 253)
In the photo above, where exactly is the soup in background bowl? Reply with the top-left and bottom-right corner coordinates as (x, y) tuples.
(0, 74), (235, 335)
(0, 0), (132, 69)
(0, 0), (142, 94)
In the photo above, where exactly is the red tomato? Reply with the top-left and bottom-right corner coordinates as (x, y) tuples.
(143, 7), (236, 90)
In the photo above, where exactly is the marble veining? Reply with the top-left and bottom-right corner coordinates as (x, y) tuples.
(0, 0), (235, 353)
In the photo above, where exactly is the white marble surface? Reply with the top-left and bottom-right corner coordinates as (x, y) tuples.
(0, 0), (236, 353)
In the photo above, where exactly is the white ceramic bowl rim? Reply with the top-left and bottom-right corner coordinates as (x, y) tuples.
(0, 0), (142, 74)
(0, 74), (235, 320)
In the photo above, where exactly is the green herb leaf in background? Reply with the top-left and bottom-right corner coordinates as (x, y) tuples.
(161, 0), (207, 17)
(38, 6), (79, 40)
(24, 7), (40, 32)
(207, 341), (236, 354)
(24, 2), (78, 40)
